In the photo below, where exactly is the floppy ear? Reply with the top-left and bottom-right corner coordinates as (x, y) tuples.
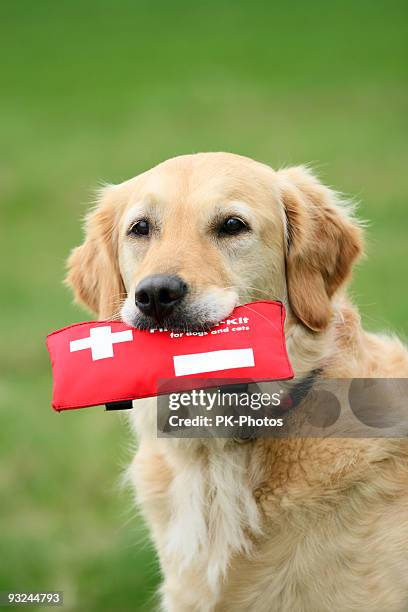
(278, 166), (363, 332)
(66, 186), (126, 319)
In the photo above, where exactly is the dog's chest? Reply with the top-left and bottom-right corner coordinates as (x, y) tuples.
(131, 435), (262, 600)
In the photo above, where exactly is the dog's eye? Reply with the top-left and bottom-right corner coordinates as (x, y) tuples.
(219, 217), (248, 236)
(129, 219), (150, 237)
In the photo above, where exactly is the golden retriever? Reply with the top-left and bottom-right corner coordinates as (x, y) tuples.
(67, 153), (408, 612)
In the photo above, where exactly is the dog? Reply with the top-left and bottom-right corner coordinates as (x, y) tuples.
(67, 153), (408, 611)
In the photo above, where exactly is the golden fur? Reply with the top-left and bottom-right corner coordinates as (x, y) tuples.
(67, 153), (408, 611)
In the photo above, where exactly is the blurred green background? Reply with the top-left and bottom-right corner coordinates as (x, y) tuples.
(1, 0), (407, 610)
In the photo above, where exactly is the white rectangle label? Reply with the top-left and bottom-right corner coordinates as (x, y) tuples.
(173, 348), (255, 377)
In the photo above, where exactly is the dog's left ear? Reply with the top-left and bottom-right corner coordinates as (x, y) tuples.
(65, 185), (126, 319)
(278, 166), (363, 332)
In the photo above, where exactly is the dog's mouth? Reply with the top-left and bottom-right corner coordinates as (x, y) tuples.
(128, 307), (225, 333)
(121, 292), (239, 333)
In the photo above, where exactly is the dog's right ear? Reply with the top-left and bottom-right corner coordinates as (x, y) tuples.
(278, 166), (363, 332)
(66, 186), (126, 319)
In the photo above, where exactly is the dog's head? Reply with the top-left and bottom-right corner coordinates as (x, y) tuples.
(66, 153), (362, 333)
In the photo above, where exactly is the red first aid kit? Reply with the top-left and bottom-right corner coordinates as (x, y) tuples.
(46, 300), (293, 411)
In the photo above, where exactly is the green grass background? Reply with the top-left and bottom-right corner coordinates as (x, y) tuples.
(1, 1), (407, 610)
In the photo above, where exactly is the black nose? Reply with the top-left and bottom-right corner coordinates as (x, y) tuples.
(135, 274), (188, 321)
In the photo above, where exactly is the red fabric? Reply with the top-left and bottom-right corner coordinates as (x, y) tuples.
(46, 300), (293, 411)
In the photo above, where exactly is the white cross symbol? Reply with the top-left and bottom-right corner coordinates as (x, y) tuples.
(69, 326), (133, 361)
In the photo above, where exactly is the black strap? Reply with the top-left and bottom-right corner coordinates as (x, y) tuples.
(104, 372), (321, 413)
(280, 369), (322, 412)
(105, 400), (133, 411)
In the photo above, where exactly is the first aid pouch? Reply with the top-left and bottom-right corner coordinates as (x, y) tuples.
(46, 300), (293, 411)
